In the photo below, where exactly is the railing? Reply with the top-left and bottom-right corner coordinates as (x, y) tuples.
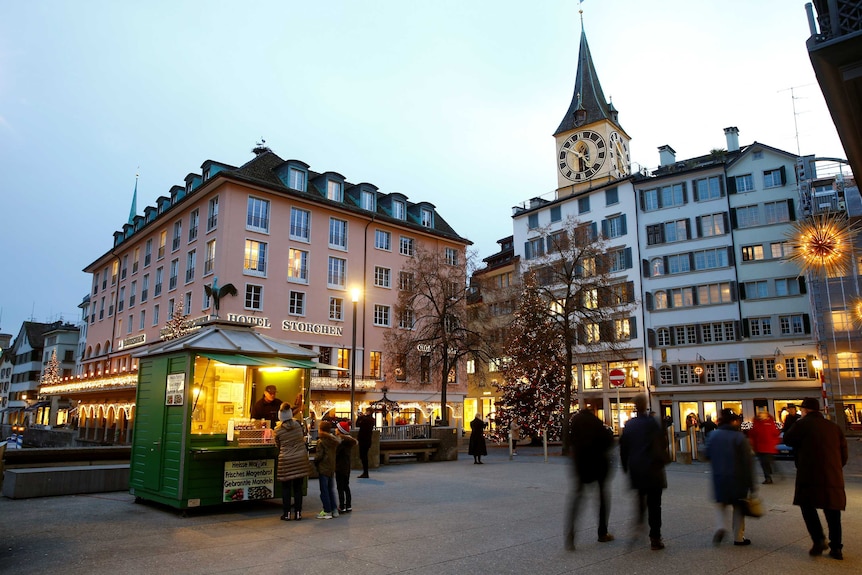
(310, 374), (378, 391)
(379, 423), (432, 440)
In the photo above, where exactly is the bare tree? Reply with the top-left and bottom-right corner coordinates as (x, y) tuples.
(384, 245), (491, 426)
(522, 216), (637, 450)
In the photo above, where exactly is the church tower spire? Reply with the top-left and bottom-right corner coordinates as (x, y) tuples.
(554, 22), (618, 136)
(554, 16), (630, 194)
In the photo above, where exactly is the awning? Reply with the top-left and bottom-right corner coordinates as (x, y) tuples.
(198, 353), (270, 366)
(276, 358), (347, 371)
(24, 401), (51, 412)
(0, 407), (24, 413)
(198, 352), (347, 371)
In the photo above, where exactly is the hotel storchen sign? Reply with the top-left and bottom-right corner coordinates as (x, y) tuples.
(281, 320), (343, 337)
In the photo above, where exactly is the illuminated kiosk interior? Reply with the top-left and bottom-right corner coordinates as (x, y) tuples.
(129, 319), (325, 510)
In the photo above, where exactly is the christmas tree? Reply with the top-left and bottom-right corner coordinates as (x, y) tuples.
(496, 274), (567, 441)
(40, 349), (62, 386)
(162, 299), (189, 340)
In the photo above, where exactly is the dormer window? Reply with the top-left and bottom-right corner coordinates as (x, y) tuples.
(288, 168), (306, 191)
(421, 208), (434, 227)
(203, 168), (211, 181)
(393, 200), (406, 220)
(327, 180), (343, 202)
(361, 190), (376, 211)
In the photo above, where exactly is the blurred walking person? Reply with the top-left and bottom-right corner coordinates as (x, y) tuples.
(748, 410), (780, 484)
(564, 406), (614, 551)
(619, 393), (669, 551)
(783, 397), (848, 560)
(705, 408), (755, 546)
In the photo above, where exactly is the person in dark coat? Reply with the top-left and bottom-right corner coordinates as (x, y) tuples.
(619, 393), (669, 551)
(468, 414), (488, 464)
(356, 407), (375, 478)
(334, 421), (358, 513)
(705, 408), (755, 546)
(564, 406), (614, 550)
(781, 404), (800, 437)
(701, 415), (717, 439)
(783, 397), (848, 560)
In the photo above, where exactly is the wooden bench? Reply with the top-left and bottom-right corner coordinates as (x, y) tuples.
(379, 438), (441, 464)
(2, 464), (130, 499)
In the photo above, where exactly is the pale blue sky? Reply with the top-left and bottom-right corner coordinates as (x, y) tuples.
(0, 0), (844, 335)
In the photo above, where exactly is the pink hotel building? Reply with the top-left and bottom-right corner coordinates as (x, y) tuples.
(81, 148), (471, 427)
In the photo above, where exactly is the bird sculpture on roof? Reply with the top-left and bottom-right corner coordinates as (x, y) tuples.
(204, 276), (237, 317)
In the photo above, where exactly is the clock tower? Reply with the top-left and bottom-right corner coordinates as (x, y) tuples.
(554, 21), (630, 195)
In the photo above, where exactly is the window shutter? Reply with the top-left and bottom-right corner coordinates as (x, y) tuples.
(546, 236), (553, 253)
(681, 182), (688, 204)
(626, 281), (634, 302)
(779, 165), (787, 185)
(591, 222), (598, 240)
(629, 317), (638, 339)
(647, 328), (656, 347)
(649, 366), (658, 387)
(688, 252), (695, 270)
(726, 246), (735, 266)
(729, 208), (738, 229)
(663, 256), (669, 272)
(639, 190), (645, 211)
(669, 328), (676, 345)
(645, 292), (653, 311)
(601, 219), (609, 238)
(741, 319), (750, 338)
(719, 175), (726, 197)
(734, 320), (742, 340)
(693, 182), (700, 202)
(798, 276), (807, 294)
(739, 283), (747, 300)
(685, 218), (692, 240)
(695, 216), (703, 237)
(695, 324), (702, 344)
(642, 259), (651, 277)
(625, 247), (633, 269)
(727, 177), (737, 194)
(787, 198), (796, 221)
(730, 281), (738, 302)
(746, 359), (754, 381)
(722, 212), (730, 234)
(803, 314), (811, 334)
(620, 214), (628, 235)
(738, 360), (747, 382)
(524, 241), (532, 260)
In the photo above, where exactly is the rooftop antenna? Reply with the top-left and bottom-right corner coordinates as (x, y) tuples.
(778, 84), (814, 156)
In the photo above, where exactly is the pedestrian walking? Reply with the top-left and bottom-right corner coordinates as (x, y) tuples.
(468, 414), (488, 464)
(783, 397), (848, 560)
(356, 407), (374, 478)
(275, 403), (312, 521)
(334, 420), (357, 513)
(619, 393), (669, 551)
(748, 411), (780, 484)
(705, 408), (755, 546)
(564, 406), (614, 551)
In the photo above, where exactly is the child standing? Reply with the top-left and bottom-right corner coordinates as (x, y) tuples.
(335, 421), (358, 513)
(314, 420), (341, 519)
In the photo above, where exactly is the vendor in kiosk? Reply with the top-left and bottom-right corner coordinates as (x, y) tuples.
(251, 385), (283, 428)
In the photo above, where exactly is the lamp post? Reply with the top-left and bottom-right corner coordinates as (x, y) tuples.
(350, 288), (360, 427)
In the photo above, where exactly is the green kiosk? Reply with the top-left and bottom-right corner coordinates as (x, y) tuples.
(130, 319), (320, 510)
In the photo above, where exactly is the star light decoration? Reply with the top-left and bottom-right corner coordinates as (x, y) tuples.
(786, 213), (858, 278)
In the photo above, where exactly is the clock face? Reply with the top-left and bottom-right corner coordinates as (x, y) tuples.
(609, 131), (630, 176)
(558, 130), (606, 181)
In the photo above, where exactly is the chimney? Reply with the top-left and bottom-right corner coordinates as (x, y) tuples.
(724, 127), (740, 152)
(658, 145), (676, 167)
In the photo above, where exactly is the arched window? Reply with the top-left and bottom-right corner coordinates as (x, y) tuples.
(654, 291), (669, 309)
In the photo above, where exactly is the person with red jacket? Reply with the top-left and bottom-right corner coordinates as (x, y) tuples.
(749, 411), (780, 484)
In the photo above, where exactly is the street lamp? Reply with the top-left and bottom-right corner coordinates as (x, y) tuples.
(350, 288), (361, 427)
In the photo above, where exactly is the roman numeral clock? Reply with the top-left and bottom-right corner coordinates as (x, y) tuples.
(558, 129), (606, 181)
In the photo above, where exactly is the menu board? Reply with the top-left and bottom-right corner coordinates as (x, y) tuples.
(166, 373), (185, 405)
(223, 459), (275, 502)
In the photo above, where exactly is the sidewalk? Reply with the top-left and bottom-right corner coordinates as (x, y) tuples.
(1, 443), (860, 575)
